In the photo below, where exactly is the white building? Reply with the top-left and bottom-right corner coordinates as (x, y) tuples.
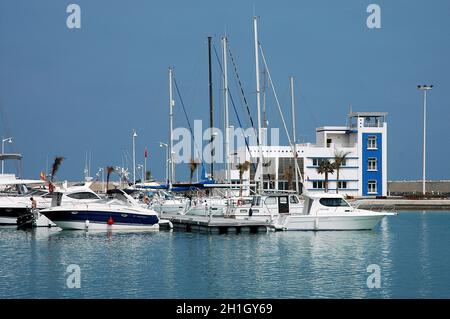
(224, 112), (387, 197)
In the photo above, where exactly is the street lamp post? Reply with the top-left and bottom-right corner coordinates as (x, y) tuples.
(1, 137), (13, 174)
(417, 85), (433, 195)
(159, 142), (169, 186)
(132, 130), (137, 186)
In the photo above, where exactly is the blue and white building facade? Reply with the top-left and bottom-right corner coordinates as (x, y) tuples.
(229, 112), (387, 197)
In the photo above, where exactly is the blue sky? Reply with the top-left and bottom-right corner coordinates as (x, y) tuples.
(0, 0), (449, 182)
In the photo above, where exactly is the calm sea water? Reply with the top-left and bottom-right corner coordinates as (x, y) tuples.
(0, 211), (449, 298)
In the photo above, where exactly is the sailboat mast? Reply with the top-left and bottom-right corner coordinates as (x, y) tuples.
(208, 36), (214, 180)
(222, 36), (230, 188)
(253, 16), (263, 194)
(290, 76), (299, 193)
(169, 67), (174, 190)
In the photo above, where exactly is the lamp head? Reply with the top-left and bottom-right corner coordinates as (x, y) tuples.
(417, 84), (433, 91)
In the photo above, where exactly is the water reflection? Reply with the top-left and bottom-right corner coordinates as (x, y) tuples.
(1, 212), (450, 298)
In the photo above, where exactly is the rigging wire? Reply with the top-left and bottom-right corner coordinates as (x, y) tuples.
(259, 42), (304, 183)
(172, 74), (203, 162)
(227, 47), (260, 146)
(212, 43), (257, 172)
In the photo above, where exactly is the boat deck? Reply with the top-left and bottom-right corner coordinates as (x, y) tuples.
(159, 213), (271, 234)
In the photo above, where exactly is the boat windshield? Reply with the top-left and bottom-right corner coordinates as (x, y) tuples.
(106, 192), (132, 205)
(319, 198), (350, 207)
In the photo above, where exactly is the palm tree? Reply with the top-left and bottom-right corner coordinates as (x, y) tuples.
(333, 151), (351, 194)
(189, 159), (199, 183)
(236, 161), (251, 197)
(283, 166), (294, 190)
(50, 156), (65, 182)
(49, 156), (65, 192)
(316, 159), (334, 193)
(106, 166), (115, 191)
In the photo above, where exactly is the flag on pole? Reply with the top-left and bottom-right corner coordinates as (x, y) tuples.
(40, 171), (46, 181)
(144, 147), (148, 158)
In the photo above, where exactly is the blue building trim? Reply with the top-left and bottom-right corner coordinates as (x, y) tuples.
(362, 133), (382, 196)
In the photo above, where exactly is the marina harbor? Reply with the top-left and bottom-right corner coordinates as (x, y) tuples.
(1, 1), (449, 301)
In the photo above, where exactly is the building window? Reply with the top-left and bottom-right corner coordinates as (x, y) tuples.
(341, 159), (347, 167)
(312, 181), (324, 189)
(337, 181), (347, 189)
(368, 157), (377, 171)
(312, 158), (323, 166)
(367, 136), (377, 149)
(327, 138), (332, 147)
(278, 182), (289, 190)
(368, 180), (377, 194)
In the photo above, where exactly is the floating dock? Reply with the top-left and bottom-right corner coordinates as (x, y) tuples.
(160, 213), (271, 234)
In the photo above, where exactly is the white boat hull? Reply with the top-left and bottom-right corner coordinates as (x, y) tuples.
(273, 214), (390, 231)
(185, 205), (226, 216)
(33, 212), (57, 227)
(154, 204), (188, 215)
(0, 216), (16, 225)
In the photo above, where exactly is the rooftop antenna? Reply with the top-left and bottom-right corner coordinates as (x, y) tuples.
(347, 104), (353, 126)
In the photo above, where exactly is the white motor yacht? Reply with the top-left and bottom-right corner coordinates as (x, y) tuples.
(14, 183), (102, 228)
(271, 193), (395, 230)
(40, 189), (160, 230)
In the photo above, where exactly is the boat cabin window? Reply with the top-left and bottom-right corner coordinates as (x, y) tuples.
(289, 195), (299, 204)
(264, 197), (277, 205)
(251, 196), (261, 206)
(319, 198), (350, 207)
(67, 192), (100, 200)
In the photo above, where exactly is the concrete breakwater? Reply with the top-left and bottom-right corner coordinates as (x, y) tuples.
(350, 199), (450, 210)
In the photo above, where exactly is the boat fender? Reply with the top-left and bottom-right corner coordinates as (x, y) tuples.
(107, 217), (114, 225)
(85, 220), (90, 229)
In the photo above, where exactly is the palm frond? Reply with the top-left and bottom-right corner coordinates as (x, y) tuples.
(50, 156), (65, 181)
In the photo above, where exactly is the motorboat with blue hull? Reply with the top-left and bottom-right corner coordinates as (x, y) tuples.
(40, 189), (160, 230)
